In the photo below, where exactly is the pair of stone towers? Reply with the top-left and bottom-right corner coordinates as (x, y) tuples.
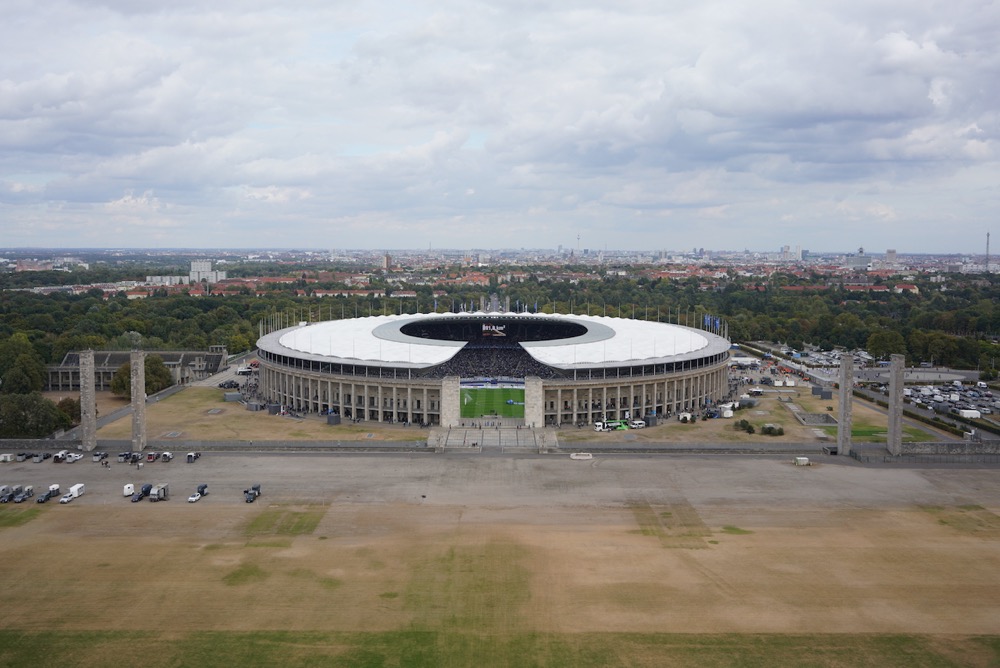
(836, 353), (904, 457)
(77, 350), (147, 452)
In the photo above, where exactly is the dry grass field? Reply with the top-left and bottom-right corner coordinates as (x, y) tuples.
(1, 454), (998, 666)
(80, 384), (947, 447)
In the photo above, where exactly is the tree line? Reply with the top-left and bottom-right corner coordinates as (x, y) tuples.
(1, 268), (998, 437)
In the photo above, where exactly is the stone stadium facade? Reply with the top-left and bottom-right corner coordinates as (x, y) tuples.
(256, 313), (732, 428)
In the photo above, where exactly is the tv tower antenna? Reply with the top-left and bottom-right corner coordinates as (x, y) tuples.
(577, 233), (580, 250)
(987, 231), (991, 273)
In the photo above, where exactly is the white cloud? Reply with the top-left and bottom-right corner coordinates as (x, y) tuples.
(0, 0), (998, 251)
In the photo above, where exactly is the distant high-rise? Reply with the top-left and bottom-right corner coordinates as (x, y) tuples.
(383, 253), (391, 270)
(886, 249), (897, 264)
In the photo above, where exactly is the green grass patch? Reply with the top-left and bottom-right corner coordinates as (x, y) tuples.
(222, 563), (269, 586)
(922, 505), (1000, 537)
(630, 500), (711, 548)
(459, 386), (525, 418)
(246, 539), (293, 548)
(405, 541), (531, 632)
(0, 630), (997, 667)
(720, 525), (754, 535)
(244, 506), (326, 538)
(0, 507), (42, 528)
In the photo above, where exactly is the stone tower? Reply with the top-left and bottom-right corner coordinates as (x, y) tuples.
(79, 350), (97, 451)
(130, 350), (147, 452)
(837, 357), (853, 457)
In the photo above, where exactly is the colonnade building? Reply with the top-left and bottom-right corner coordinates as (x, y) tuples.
(255, 313), (731, 428)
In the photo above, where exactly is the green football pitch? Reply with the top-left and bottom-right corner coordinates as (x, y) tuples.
(460, 387), (525, 418)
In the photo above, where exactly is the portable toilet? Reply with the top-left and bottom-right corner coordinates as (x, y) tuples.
(794, 457), (810, 466)
(123, 483), (135, 497)
(0, 453), (13, 463)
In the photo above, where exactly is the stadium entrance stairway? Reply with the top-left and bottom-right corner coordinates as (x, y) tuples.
(431, 425), (556, 454)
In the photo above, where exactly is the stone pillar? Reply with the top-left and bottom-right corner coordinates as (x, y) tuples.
(79, 350), (97, 451)
(130, 350), (147, 452)
(837, 357), (853, 457)
(524, 377), (544, 429)
(440, 377), (460, 427)
(887, 353), (905, 456)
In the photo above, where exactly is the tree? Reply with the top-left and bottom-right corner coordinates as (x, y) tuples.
(0, 392), (71, 438)
(57, 396), (82, 424)
(1, 353), (45, 394)
(866, 330), (907, 361)
(109, 355), (175, 397)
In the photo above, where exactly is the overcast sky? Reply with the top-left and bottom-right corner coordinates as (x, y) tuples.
(2, 1), (998, 253)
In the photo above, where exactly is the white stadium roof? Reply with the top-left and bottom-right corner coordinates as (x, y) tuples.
(259, 312), (727, 370)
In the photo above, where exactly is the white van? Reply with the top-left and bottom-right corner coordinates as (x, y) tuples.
(628, 420), (646, 429)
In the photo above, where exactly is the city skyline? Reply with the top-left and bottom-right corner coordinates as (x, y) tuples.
(2, 2), (998, 253)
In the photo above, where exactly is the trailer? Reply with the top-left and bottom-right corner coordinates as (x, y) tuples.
(0, 454), (12, 463)
(959, 409), (982, 419)
(123, 483), (135, 497)
(69, 483), (85, 498)
(149, 483), (170, 502)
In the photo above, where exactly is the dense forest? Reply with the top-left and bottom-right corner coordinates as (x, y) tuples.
(2, 269), (999, 372)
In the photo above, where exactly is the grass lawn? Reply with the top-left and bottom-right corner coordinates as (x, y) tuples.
(0, 630), (996, 667)
(460, 387), (525, 419)
(95, 388), (423, 442)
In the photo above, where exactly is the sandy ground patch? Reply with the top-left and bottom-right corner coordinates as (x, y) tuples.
(1, 455), (998, 636)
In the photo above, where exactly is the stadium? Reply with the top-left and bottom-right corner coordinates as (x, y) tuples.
(255, 312), (732, 428)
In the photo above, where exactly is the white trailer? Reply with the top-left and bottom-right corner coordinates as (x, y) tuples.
(959, 409), (982, 419)
(123, 483), (135, 497)
(69, 483), (85, 498)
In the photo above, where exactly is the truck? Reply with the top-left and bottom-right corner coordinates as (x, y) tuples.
(243, 483), (261, 503)
(148, 483), (170, 502)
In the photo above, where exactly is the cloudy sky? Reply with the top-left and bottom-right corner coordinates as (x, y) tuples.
(2, 1), (997, 253)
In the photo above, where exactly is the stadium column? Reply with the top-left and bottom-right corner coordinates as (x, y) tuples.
(525, 377), (544, 428)
(572, 388), (578, 425)
(80, 350), (97, 452)
(377, 384), (383, 422)
(407, 386), (413, 424)
(887, 353), (905, 456)
(130, 350), (147, 452)
(422, 387), (429, 425)
(441, 377), (460, 427)
(837, 357), (853, 457)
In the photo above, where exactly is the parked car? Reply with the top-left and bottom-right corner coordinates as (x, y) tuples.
(36, 490), (54, 503)
(131, 493), (143, 503)
(59, 493), (75, 504)
(187, 492), (202, 503)
(65, 453), (84, 463)
(0, 492), (14, 503)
